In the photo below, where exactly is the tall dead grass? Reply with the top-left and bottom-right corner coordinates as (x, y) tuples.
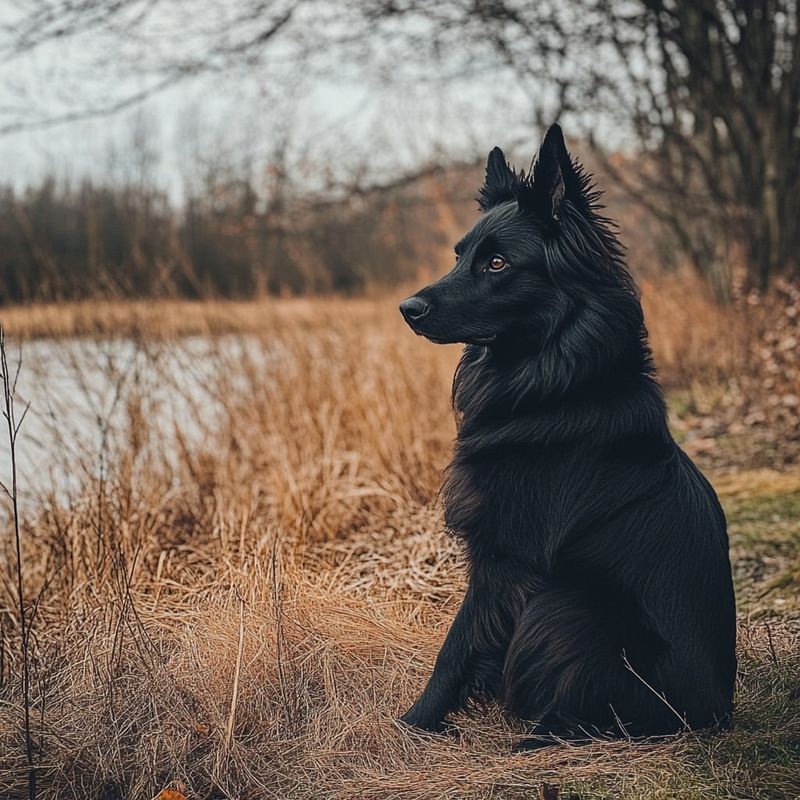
(0, 290), (798, 799)
(0, 275), (758, 389)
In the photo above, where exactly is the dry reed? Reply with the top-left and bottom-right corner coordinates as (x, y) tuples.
(0, 293), (797, 799)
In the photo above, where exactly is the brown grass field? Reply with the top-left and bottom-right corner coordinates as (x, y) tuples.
(0, 286), (798, 799)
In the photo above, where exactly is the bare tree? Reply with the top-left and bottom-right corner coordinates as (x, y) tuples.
(3, 0), (798, 295)
(589, 0), (800, 296)
(356, 0), (800, 296)
(0, 0), (302, 134)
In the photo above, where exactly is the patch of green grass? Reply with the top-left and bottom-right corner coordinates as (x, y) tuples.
(724, 489), (800, 616)
(725, 491), (800, 530)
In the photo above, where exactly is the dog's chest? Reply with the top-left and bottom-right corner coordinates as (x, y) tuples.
(443, 445), (588, 569)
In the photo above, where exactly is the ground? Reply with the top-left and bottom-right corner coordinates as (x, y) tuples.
(0, 297), (798, 800)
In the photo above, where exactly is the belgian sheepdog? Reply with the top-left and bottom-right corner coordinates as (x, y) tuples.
(398, 124), (736, 745)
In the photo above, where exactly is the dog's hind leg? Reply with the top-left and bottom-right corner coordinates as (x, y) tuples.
(502, 585), (682, 745)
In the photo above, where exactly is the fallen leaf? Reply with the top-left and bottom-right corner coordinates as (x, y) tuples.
(154, 790), (187, 800)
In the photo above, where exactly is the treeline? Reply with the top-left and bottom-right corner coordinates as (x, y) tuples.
(0, 170), (477, 304)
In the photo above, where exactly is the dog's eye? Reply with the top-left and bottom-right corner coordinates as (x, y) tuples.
(488, 255), (508, 272)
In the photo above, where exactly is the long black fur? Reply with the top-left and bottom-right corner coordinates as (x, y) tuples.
(397, 124), (737, 745)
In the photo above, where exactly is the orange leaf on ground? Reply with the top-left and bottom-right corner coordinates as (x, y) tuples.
(154, 790), (187, 800)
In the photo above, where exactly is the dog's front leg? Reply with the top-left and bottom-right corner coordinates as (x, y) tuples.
(399, 585), (484, 732)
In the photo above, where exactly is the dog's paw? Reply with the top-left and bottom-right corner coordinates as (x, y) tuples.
(396, 711), (456, 736)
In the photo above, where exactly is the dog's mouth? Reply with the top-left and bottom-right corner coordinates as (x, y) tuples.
(402, 311), (496, 347)
(471, 334), (497, 346)
(418, 331), (496, 346)
(413, 330), (454, 345)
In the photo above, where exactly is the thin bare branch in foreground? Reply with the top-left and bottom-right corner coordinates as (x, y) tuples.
(0, 326), (36, 799)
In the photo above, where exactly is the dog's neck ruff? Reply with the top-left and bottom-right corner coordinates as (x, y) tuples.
(451, 297), (665, 452)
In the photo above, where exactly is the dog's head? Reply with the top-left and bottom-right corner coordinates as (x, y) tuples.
(400, 124), (601, 348)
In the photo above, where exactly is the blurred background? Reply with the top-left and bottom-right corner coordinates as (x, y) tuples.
(1, 0), (798, 302)
(1, 4), (799, 799)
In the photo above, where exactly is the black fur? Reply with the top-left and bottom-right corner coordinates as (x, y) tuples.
(397, 124), (737, 744)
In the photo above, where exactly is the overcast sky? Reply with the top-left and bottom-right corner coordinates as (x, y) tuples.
(0, 1), (562, 200)
(0, 0), (589, 202)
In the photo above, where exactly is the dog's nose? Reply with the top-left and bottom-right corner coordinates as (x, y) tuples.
(399, 296), (430, 322)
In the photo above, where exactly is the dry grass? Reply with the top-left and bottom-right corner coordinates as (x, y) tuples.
(0, 275), (758, 392)
(0, 297), (389, 341)
(0, 294), (798, 799)
(639, 274), (750, 390)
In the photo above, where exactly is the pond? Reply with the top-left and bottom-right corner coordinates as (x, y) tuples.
(0, 334), (271, 499)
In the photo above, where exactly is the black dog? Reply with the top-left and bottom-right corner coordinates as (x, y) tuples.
(398, 124), (736, 745)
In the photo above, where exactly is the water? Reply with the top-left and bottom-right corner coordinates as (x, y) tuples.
(0, 334), (270, 499)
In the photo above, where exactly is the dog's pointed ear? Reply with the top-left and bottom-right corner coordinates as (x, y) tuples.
(518, 123), (581, 225)
(477, 147), (517, 212)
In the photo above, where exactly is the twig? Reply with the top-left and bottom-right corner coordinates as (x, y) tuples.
(0, 325), (36, 799)
(271, 539), (293, 723)
(621, 649), (688, 730)
(764, 622), (779, 667)
(225, 590), (246, 748)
